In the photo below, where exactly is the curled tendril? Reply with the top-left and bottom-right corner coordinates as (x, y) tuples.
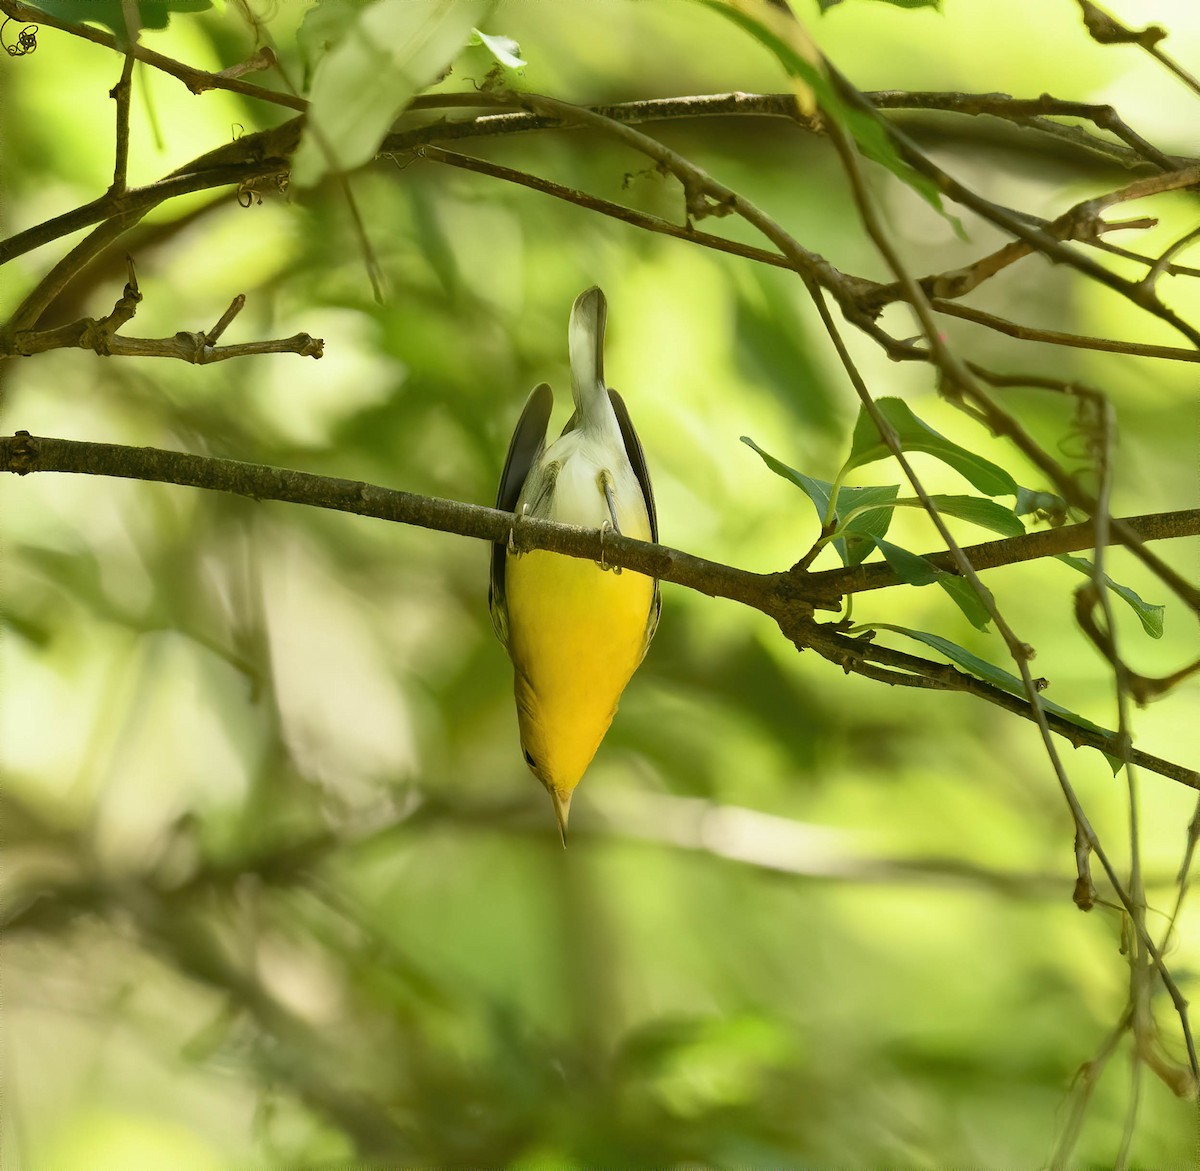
(1, 17), (39, 57)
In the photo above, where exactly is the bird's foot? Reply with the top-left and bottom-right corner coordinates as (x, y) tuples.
(508, 503), (530, 554)
(598, 519), (622, 574)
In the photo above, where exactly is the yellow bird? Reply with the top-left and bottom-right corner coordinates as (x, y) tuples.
(490, 287), (660, 843)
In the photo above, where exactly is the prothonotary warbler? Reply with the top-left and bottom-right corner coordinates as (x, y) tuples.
(490, 286), (660, 844)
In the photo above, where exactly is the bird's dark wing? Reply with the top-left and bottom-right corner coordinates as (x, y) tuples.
(608, 387), (662, 647)
(608, 388), (656, 542)
(489, 382), (553, 646)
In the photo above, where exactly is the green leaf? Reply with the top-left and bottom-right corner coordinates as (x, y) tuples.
(741, 436), (831, 513)
(696, 0), (950, 217)
(1058, 554), (1165, 639)
(836, 485), (898, 566)
(293, 0), (490, 188)
(846, 398), (1019, 497)
(880, 625), (1122, 771)
(471, 28), (526, 68)
(297, 0), (366, 71)
(870, 538), (991, 629)
(872, 537), (938, 586)
(1015, 486), (1067, 521)
(915, 495), (1026, 538)
(29, 0), (210, 40)
(935, 575), (992, 631)
(740, 437), (897, 566)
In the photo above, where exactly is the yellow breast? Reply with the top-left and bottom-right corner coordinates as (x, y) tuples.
(505, 546), (654, 793)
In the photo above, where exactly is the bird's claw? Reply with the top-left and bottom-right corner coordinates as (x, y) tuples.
(508, 503), (529, 554)
(598, 519), (621, 574)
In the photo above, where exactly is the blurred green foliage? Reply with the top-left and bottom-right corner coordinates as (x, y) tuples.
(4, 0), (1200, 1167)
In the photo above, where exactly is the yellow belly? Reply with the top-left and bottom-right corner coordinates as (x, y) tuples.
(505, 549), (654, 792)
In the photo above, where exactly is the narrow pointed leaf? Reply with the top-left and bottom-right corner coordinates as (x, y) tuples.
(836, 484), (899, 565)
(870, 537), (991, 629)
(1058, 554), (1165, 639)
(872, 537), (939, 586)
(846, 398), (1018, 497)
(935, 575), (992, 631)
(742, 437), (899, 566)
(741, 436), (832, 516)
(881, 626), (1121, 772)
(917, 494), (1026, 537)
(697, 0), (950, 216)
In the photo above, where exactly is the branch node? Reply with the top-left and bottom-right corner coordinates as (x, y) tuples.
(1072, 873), (1096, 912)
(213, 45), (277, 85)
(9, 430), (36, 475)
(682, 177), (735, 223)
(1079, 1), (1166, 48)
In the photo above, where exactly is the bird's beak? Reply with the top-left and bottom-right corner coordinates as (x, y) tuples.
(549, 787), (573, 848)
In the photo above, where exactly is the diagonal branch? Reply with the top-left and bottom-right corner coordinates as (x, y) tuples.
(0, 0), (306, 109)
(931, 300), (1200, 364)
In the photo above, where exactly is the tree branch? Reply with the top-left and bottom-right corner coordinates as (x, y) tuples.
(800, 623), (1198, 790)
(4, 432), (1197, 792)
(412, 143), (798, 273)
(2, 262), (322, 362)
(932, 299), (1200, 363)
(0, 432), (779, 612)
(0, 0), (307, 109)
(868, 89), (1184, 171)
(810, 509), (1200, 597)
(828, 64), (1200, 351)
(107, 26), (136, 196)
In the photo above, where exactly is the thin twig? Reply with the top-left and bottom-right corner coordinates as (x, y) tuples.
(800, 621), (1197, 787)
(932, 299), (1200, 363)
(1051, 1007), (1135, 1169)
(864, 157), (1200, 319)
(1077, 0), (1200, 100)
(107, 17), (136, 197)
(412, 144), (798, 273)
(0, 0), (307, 110)
(2, 261), (317, 361)
(961, 370), (1200, 616)
(868, 89), (1182, 171)
(1141, 224), (1200, 288)
(7, 323), (322, 363)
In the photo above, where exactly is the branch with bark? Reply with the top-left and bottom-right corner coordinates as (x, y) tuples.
(1, 257), (323, 363)
(4, 432), (1197, 792)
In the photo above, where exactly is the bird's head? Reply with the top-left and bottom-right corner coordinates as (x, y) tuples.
(519, 738), (579, 847)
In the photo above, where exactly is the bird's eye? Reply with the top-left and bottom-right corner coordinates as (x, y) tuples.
(523, 749), (538, 769)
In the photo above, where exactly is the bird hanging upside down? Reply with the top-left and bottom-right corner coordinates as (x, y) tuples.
(489, 287), (660, 844)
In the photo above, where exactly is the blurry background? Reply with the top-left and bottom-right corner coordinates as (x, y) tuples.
(3, 0), (1200, 1166)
